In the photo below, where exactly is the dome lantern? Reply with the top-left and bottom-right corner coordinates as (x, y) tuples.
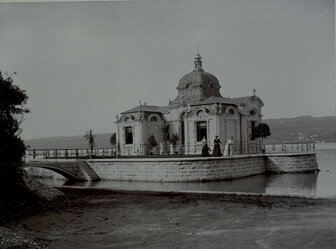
(194, 53), (203, 71)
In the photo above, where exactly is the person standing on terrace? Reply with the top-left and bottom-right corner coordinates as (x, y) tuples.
(224, 137), (234, 156)
(201, 137), (211, 157)
(213, 135), (222, 157)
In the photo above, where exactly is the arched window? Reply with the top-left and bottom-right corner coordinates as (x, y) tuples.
(228, 109), (235, 115)
(250, 110), (256, 116)
(124, 115), (134, 123)
(150, 116), (158, 122)
(196, 110), (207, 118)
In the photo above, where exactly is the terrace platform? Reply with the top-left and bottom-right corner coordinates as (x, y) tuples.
(24, 152), (318, 182)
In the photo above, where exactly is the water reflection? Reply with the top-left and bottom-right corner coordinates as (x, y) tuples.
(38, 143), (336, 198)
(40, 172), (320, 197)
(265, 173), (318, 197)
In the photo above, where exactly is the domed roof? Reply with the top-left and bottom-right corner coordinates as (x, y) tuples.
(177, 54), (221, 90)
(177, 70), (220, 90)
(170, 53), (223, 107)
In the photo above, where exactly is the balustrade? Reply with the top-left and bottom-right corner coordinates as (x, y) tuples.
(25, 142), (315, 161)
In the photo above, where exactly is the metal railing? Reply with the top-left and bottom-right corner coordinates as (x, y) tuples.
(25, 148), (116, 162)
(263, 142), (315, 154)
(25, 141), (261, 160)
(25, 142), (315, 161)
(117, 141), (264, 156)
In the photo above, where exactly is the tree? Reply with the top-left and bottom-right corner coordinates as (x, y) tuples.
(84, 129), (95, 158)
(160, 123), (171, 143)
(109, 133), (116, 147)
(148, 135), (158, 148)
(169, 133), (180, 154)
(253, 123), (271, 153)
(0, 71), (29, 179)
(253, 123), (271, 139)
(147, 134), (158, 155)
(169, 133), (180, 146)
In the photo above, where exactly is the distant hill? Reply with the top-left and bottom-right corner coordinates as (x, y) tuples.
(25, 115), (336, 148)
(263, 115), (336, 143)
(25, 133), (113, 149)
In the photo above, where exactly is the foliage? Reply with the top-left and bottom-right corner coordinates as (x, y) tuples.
(253, 123), (271, 139)
(0, 71), (29, 175)
(169, 133), (180, 146)
(160, 122), (181, 146)
(160, 123), (171, 143)
(109, 133), (116, 146)
(84, 129), (95, 155)
(147, 135), (158, 149)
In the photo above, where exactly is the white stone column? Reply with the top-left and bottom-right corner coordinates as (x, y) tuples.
(240, 114), (247, 154)
(116, 125), (120, 157)
(224, 119), (227, 141)
(184, 114), (189, 154)
(216, 114), (220, 138)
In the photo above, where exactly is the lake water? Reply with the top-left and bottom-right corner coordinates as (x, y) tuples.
(40, 143), (336, 198)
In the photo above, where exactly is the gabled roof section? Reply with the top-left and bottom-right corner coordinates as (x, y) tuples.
(170, 95), (264, 109)
(229, 96), (264, 106)
(121, 105), (170, 114)
(198, 96), (233, 105)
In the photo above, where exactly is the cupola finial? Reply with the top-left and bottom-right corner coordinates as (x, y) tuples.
(194, 44), (203, 71)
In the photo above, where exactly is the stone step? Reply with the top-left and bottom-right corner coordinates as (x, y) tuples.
(78, 161), (100, 181)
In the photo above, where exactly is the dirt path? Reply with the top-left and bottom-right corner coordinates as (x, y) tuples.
(3, 189), (336, 249)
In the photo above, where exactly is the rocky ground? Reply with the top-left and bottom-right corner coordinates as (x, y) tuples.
(1, 188), (336, 249)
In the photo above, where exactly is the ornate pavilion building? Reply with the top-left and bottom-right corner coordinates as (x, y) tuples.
(115, 53), (264, 156)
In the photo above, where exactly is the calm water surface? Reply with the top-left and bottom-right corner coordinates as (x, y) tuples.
(40, 143), (336, 198)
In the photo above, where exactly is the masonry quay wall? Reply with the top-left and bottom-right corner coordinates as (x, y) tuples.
(265, 153), (318, 173)
(25, 167), (65, 179)
(88, 153), (318, 182)
(88, 156), (265, 182)
(25, 153), (318, 182)
(25, 161), (89, 180)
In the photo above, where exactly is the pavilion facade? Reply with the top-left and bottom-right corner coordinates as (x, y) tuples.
(115, 53), (264, 156)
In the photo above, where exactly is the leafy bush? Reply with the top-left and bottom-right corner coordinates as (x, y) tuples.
(110, 133), (116, 146)
(253, 123), (271, 139)
(148, 135), (158, 149)
(169, 133), (180, 146)
(160, 123), (171, 143)
(0, 71), (29, 178)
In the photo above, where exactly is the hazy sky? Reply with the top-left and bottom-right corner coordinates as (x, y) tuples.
(0, 0), (334, 139)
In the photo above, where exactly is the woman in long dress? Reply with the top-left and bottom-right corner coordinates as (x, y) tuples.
(201, 137), (210, 157)
(212, 136), (222, 157)
(224, 137), (234, 156)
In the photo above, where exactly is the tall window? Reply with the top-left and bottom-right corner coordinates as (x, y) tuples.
(125, 126), (133, 144)
(249, 121), (256, 140)
(197, 121), (207, 142)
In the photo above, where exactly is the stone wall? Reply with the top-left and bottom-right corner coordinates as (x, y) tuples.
(25, 153), (318, 182)
(88, 155), (265, 182)
(25, 161), (87, 180)
(24, 167), (65, 179)
(265, 153), (318, 173)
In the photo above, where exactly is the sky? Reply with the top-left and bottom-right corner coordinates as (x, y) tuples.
(0, 0), (334, 140)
